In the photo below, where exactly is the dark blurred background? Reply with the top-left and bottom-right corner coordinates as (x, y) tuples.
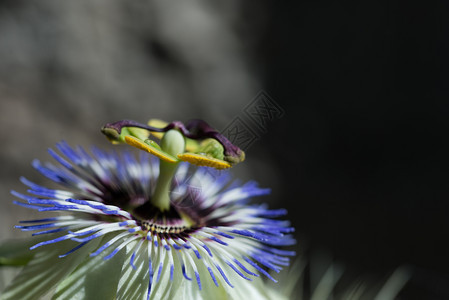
(1, 1), (449, 299)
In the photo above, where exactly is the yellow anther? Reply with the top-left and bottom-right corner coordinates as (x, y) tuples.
(177, 153), (232, 169)
(124, 136), (178, 163)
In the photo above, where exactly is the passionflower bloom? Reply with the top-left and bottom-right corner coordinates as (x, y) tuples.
(0, 119), (295, 300)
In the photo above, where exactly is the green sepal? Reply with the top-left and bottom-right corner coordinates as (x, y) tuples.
(0, 238), (101, 300)
(0, 239), (36, 267)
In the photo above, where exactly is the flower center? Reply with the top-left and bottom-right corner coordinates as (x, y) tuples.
(131, 201), (196, 238)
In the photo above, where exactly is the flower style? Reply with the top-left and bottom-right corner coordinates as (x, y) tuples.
(1, 119), (295, 300)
